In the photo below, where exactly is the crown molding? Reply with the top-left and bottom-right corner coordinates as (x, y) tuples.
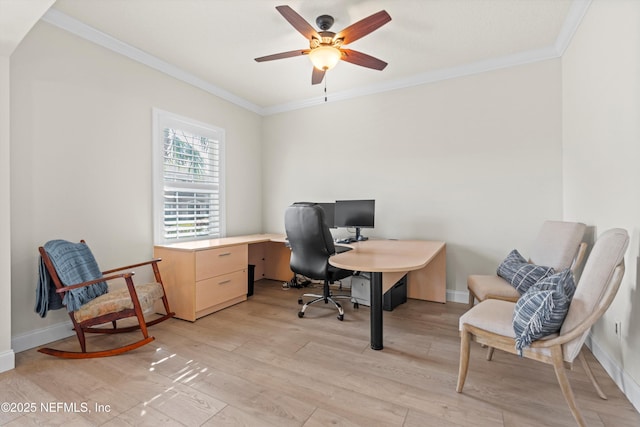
(555, 0), (592, 56)
(40, 8), (265, 115)
(263, 45), (561, 115)
(41, 1), (591, 117)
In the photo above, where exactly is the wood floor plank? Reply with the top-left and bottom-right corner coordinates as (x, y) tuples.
(3, 279), (639, 426)
(202, 404), (284, 427)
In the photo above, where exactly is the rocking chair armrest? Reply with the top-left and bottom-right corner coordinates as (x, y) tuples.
(101, 258), (162, 275)
(55, 272), (134, 293)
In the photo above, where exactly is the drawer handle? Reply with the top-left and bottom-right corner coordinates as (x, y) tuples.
(218, 252), (232, 257)
(218, 279), (232, 285)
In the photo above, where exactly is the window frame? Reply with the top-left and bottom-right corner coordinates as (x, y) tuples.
(152, 108), (226, 244)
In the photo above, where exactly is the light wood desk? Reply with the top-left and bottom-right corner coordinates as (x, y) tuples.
(154, 234), (292, 321)
(155, 234), (446, 338)
(329, 240), (446, 350)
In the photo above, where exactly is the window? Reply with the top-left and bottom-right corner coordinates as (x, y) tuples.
(153, 109), (225, 244)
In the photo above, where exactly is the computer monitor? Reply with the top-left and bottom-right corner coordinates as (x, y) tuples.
(316, 202), (335, 228)
(334, 199), (375, 241)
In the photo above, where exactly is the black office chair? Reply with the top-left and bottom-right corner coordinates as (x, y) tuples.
(285, 202), (355, 321)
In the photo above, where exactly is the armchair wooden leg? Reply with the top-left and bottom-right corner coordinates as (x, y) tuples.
(486, 346), (495, 361)
(456, 328), (471, 393)
(551, 345), (586, 427)
(579, 350), (607, 400)
(468, 291), (475, 308)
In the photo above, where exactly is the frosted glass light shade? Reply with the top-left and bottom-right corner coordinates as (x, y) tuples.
(309, 46), (341, 70)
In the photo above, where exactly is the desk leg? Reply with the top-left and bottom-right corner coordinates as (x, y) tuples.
(370, 271), (383, 350)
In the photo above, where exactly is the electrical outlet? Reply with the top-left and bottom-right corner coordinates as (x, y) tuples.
(615, 321), (622, 338)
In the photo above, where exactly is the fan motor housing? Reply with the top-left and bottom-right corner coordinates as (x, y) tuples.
(316, 14), (334, 31)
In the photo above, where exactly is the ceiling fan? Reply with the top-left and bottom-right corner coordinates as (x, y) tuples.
(255, 5), (391, 85)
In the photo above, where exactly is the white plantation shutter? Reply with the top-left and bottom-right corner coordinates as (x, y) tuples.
(153, 109), (225, 243)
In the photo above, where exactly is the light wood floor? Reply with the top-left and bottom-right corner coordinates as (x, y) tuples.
(2, 280), (639, 426)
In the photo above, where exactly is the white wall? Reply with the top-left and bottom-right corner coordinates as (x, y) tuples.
(262, 59), (563, 298)
(562, 0), (640, 406)
(10, 22), (263, 341)
(0, 0), (56, 373)
(0, 55), (14, 371)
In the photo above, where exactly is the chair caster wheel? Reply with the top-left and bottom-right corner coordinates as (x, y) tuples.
(353, 302), (359, 309)
(298, 298), (303, 305)
(298, 311), (304, 318)
(337, 314), (344, 321)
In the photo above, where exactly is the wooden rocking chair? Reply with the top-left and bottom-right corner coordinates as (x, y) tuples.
(38, 240), (174, 358)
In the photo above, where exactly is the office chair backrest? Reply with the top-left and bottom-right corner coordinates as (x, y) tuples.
(285, 202), (337, 280)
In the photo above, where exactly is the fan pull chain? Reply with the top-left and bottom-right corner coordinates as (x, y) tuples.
(324, 74), (328, 102)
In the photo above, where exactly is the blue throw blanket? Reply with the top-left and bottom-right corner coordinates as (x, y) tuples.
(35, 240), (108, 317)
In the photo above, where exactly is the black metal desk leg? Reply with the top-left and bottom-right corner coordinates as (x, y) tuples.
(370, 271), (383, 350)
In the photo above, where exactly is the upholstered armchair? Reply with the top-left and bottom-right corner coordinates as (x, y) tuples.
(457, 228), (629, 427)
(467, 220), (587, 307)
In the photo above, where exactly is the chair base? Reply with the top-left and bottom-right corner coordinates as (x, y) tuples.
(298, 293), (354, 321)
(297, 279), (357, 321)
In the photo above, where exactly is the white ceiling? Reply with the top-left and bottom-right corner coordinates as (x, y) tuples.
(0, 0), (55, 55)
(41, 0), (587, 114)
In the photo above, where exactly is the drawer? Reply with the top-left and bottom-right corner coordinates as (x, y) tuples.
(195, 269), (247, 312)
(195, 244), (248, 281)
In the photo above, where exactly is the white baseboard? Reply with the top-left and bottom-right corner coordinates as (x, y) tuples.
(447, 289), (469, 304)
(11, 320), (74, 354)
(586, 334), (640, 413)
(0, 349), (15, 373)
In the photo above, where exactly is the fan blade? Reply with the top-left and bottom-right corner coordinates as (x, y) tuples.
(311, 67), (325, 85)
(276, 5), (320, 40)
(255, 49), (309, 62)
(335, 10), (391, 45)
(340, 49), (388, 70)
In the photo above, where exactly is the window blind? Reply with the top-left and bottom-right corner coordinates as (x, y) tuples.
(161, 127), (222, 240)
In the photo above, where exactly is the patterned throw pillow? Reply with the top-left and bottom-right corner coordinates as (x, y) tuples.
(535, 268), (577, 300)
(497, 249), (555, 295)
(512, 269), (575, 355)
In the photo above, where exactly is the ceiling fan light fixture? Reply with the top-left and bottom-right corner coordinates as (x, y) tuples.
(309, 46), (341, 71)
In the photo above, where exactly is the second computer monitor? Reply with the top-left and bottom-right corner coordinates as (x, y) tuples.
(334, 199), (375, 241)
(316, 203), (336, 228)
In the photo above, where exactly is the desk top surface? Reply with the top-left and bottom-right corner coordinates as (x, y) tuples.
(154, 234), (444, 274)
(154, 233), (285, 251)
(329, 239), (445, 273)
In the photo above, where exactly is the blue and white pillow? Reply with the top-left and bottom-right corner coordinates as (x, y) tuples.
(534, 268), (577, 300)
(497, 249), (555, 295)
(512, 269), (576, 355)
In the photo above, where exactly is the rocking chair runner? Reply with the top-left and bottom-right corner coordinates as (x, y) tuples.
(38, 240), (174, 358)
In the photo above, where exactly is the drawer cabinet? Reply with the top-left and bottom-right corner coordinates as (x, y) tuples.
(195, 270), (247, 312)
(154, 242), (249, 321)
(195, 245), (247, 281)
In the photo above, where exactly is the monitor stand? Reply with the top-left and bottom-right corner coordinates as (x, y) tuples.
(355, 227), (368, 242)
